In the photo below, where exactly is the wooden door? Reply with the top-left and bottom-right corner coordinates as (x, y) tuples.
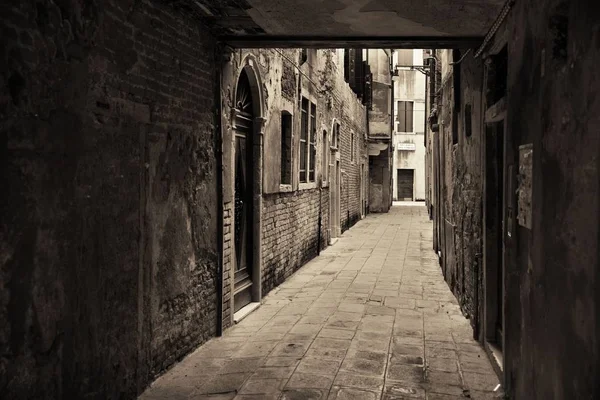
(233, 71), (254, 313)
(397, 169), (414, 201)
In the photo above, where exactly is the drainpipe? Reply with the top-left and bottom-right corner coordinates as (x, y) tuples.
(473, 251), (483, 340)
(317, 177), (322, 254)
(215, 45), (225, 337)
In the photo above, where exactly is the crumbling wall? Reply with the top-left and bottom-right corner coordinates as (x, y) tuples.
(500, 0), (599, 398)
(0, 0), (219, 397)
(438, 50), (484, 334)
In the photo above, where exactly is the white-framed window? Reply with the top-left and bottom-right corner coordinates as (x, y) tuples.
(397, 101), (414, 132)
(300, 97), (317, 183)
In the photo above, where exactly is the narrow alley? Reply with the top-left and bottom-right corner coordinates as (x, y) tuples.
(140, 205), (500, 400)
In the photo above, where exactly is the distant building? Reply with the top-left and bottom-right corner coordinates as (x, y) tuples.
(392, 49), (427, 201)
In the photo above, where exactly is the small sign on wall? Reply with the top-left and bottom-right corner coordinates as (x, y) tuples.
(517, 144), (533, 229)
(397, 143), (416, 151)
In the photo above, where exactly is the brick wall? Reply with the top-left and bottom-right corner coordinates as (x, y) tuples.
(1, 0), (219, 397)
(262, 189), (329, 293)
(221, 49), (367, 323)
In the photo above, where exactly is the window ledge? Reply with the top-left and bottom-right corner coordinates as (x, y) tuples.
(299, 182), (318, 191)
(279, 184), (293, 193)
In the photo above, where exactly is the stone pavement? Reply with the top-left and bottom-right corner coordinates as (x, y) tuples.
(140, 205), (502, 400)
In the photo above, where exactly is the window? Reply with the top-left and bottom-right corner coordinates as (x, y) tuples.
(281, 112), (292, 184)
(397, 101), (414, 132)
(300, 97), (317, 183)
(321, 130), (328, 183)
(351, 130), (355, 162)
(332, 122), (340, 149)
(309, 103), (316, 182)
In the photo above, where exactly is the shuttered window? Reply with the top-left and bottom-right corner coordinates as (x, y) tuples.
(397, 101), (414, 132)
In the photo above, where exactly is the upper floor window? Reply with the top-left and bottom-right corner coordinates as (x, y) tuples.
(397, 101), (414, 132)
(281, 111), (292, 185)
(332, 122), (340, 149)
(300, 98), (317, 183)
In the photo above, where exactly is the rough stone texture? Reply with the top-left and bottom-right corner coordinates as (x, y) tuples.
(1, 0), (218, 398)
(437, 49), (484, 330)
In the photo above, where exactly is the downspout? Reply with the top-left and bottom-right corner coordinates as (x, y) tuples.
(317, 178), (322, 254)
(215, 45), (224, 337)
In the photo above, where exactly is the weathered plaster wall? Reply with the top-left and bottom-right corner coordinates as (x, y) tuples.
(393, 134), (426, 201)
(368, 49), (392, 139)
(436, 48), (484, 335)
(393, 61), (427, 201)
(431, 1), (599, 397)
(1, 0), (219, 397)
(500, 0), (598, 397)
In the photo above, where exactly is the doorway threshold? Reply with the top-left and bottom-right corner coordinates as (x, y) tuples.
(234, 302), (261, 324)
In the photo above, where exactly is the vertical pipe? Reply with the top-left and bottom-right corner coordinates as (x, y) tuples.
(215, 45), (224, 337)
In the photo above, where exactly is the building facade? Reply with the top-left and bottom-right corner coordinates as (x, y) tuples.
(366, 49), (394, 212)
(220, 48), (370, 327)
(392, 49), (427, 201)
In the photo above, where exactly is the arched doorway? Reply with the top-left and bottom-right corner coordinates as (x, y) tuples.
(233, 70), (254, 312)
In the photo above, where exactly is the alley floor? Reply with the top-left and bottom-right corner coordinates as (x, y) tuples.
(140, 205), (501, 400)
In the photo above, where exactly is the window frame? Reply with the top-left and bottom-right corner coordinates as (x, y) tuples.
(396, 100), (414, 133)
(280, 111), (293, 187)
(299, 97), (317, 184)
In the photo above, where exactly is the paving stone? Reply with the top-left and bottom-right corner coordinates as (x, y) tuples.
(332, 371), (384, 392)
(312, 338), (352, 350)
(286, 372), (334, 389)
(296, 357), (342, 376)
(422, 383), (466, 396)
(461, 372), (500, 391)
(199, 372), (250, 395)
(264, 356), (302, 367)
(391, 343), (423, 357)
(365, 305), (397, 316)
(234, 341), (279, 358)
(425, 370), (462, 386)
(327, 386), (380, 400)
(281, 388), (326, 400)
(319, 328), (356, 340)
(383, 381), (426, 399)
(234, 394), (280, 400)
(340, 357), (386, 377)
(386, 363), (425, 383)
(345, 348), (388, 363)
(304, 347), (348, 360)
(426, 357), (458, 372)
(239, 378), (286, 394)
(457, 352), (495, 373)
(252, 366), (296, 379)
(270, 341), (312, 357)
